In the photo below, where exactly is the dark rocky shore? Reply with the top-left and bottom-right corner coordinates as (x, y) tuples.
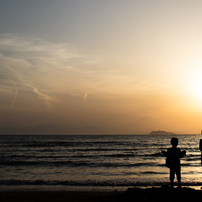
(0, 186), (201, 202)
(125, 186), (201, 202)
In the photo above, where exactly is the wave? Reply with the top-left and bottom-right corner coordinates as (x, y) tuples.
(0, 160), (157, 168)
(0, 151), (164, 159)
(1, 140), (133, 148)
(1, 179), (202, 187)
(1, 158), (200, 169)
(0, 147), (137, 153)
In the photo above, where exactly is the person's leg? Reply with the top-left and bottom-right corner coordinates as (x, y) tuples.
(176, 166), (181, 188)
(170, 168), (175, 188)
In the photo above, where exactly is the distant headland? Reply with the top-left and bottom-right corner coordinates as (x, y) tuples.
(149, 130), (175, 135)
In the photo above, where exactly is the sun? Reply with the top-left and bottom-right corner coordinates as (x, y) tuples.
(191, 81), (202, 100)
(182, 62), (202, 102)
(188, 75), (202, 101)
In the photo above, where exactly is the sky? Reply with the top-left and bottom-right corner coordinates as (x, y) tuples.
(1, 0), (202, 134)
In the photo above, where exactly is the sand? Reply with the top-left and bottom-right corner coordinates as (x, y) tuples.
(0, 186), (202, 202)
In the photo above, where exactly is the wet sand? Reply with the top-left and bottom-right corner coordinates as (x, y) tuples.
(0, 186), (202, 202)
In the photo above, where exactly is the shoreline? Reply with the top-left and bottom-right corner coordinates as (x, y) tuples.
(1, 184), (202, 191)
(0, 185), (128, 192)
(1, 186), (202, 202)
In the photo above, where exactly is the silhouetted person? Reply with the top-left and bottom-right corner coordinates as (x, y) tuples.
(199, 139), (202, 166)
(162, 137), (186, 188)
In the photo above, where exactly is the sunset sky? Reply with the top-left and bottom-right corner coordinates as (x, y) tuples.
(1, 0), (202, 134)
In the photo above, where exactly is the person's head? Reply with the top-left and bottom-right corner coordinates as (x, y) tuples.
(171, 137), (178, 147)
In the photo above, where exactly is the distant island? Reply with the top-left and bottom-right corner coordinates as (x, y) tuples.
(149, 130), (175, 135)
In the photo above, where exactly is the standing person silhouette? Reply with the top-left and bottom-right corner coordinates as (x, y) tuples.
(162, 137), (186, 188)
(199, 137), (202, 166)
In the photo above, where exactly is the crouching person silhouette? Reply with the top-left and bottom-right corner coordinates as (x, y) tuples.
(162, 137), (186, 188)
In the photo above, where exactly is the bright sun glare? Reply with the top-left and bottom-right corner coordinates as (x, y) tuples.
(184, 64), (202, 102)
(192, 81), (202, 100)
(189, 74), (202, 101)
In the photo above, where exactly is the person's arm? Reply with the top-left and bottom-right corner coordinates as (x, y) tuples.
(161, 150), (167, 156)
(178, 148), (186, 158)
(162, 149), (172, 157)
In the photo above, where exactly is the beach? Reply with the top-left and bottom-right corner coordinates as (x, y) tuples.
(0, 187), (123, 202)
(1, 186), (202, 202)
(0, 190), (122, 202)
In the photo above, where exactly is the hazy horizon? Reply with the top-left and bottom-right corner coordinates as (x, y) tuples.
(1, 1), (202, 134)
(0, 116), (200, 135)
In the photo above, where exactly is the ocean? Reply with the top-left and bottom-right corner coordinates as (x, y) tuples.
(0, 134), (202, 190)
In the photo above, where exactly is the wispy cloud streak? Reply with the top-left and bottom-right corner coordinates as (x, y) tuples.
(7, 76), (19, 107)
(0, 34), (85, 109)
(8, 66), (52, 108)
(83, 92), (88, 105)
(0, 34), (101, 112)
(11, 88), (19, 107)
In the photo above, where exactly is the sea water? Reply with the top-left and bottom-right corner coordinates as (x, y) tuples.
(0, 135), (202, 189)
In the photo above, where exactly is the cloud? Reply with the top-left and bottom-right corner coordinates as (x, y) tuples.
(0, 34), (141, 111)
(0, 34), (94, 109)
(0, 34), (80, 61)
(11, 88), (19, 107)
(0, 34), (174, 129)
(83, 92), (88, 105)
